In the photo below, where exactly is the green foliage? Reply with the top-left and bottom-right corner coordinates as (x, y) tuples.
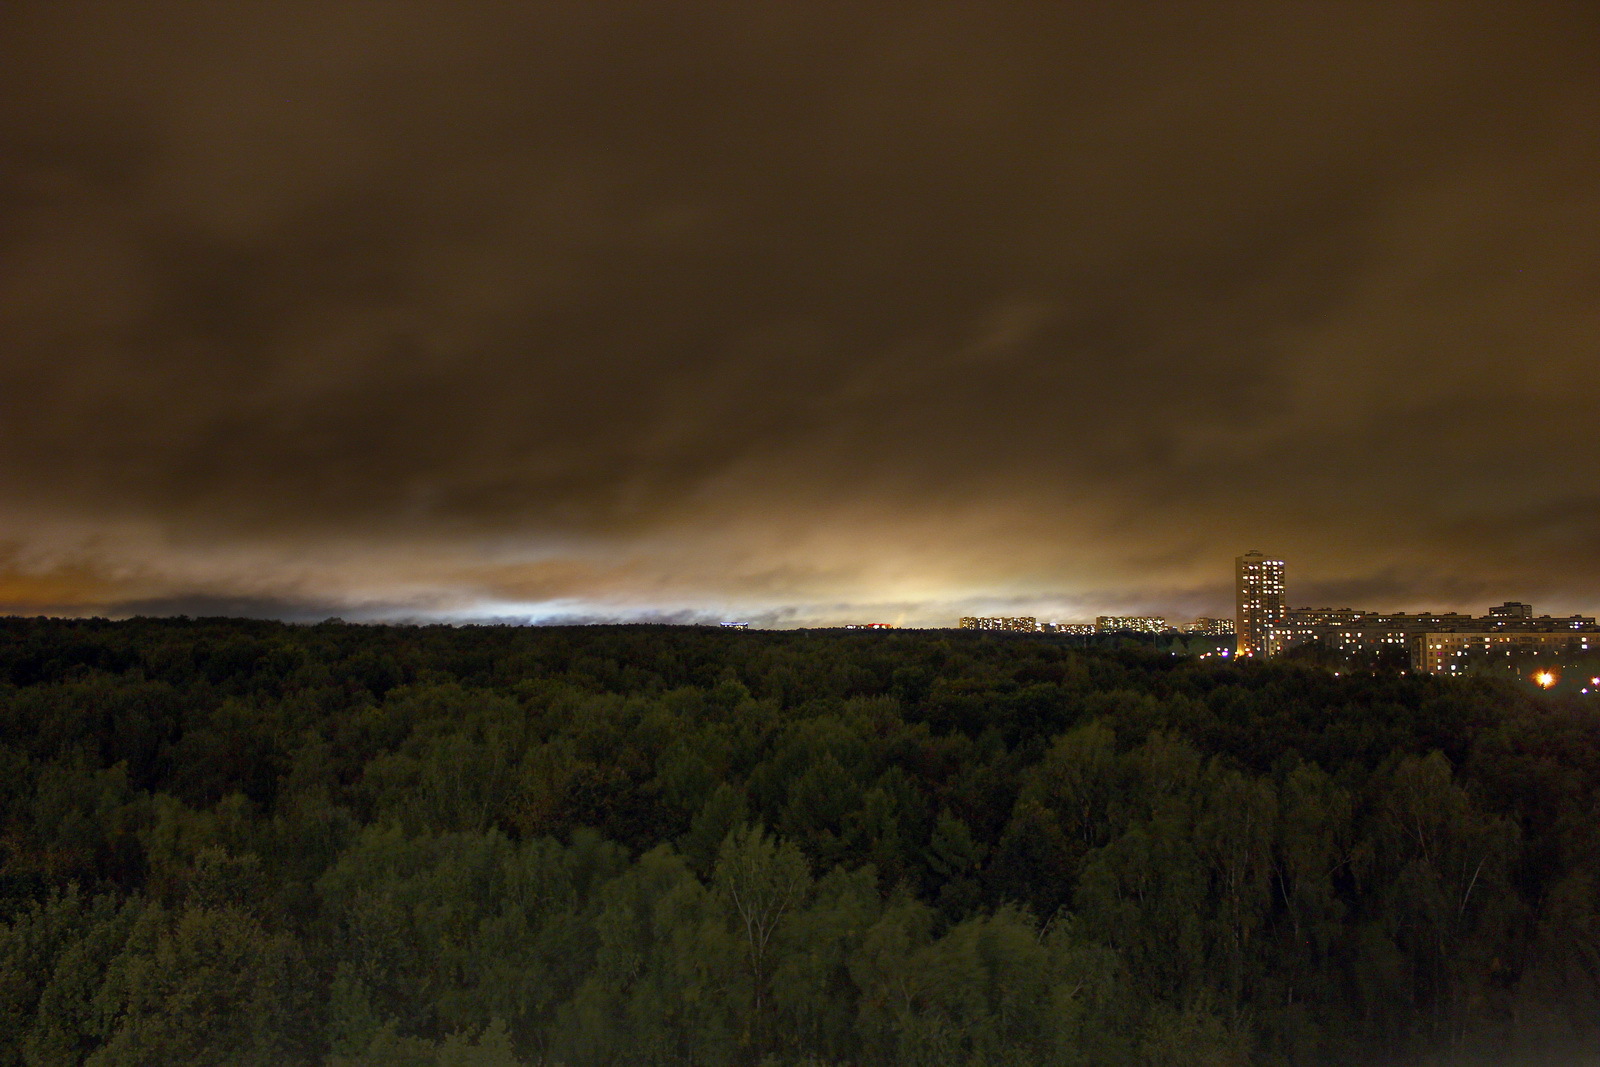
(1, 617), (1598, 1064)
(715, 824), (813, 1057)
(554, 843), (742, 1065)
(82, 903), (314, 1065)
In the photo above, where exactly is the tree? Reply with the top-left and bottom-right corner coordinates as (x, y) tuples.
(715, 824), (813, 1057)
(555, 845), (742, 1065)
(1371, 752), (1519, 1052)
(1194, 767), (1275, 1000)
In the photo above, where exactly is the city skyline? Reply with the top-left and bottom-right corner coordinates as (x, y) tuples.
(1228, 547), (1600, 675)
(3, 2), (1599, 627)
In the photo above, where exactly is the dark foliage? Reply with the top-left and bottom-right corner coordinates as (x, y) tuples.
(1, 617), (1596, 1065)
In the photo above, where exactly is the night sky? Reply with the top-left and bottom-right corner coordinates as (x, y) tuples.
(3, 1), (1598, 627)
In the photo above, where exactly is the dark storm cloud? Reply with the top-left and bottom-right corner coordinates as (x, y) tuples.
(2, 0), (1598, 621)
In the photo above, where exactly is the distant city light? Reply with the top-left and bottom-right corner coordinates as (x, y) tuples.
(960, 616), (1037, 632)
(1096, 615), (1168, 634)
(1235, 554), (1600, 675)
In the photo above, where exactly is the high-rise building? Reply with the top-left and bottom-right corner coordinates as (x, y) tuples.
(1235, 551), (1285, 658)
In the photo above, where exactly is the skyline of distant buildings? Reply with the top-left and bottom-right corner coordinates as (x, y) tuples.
(959, 616), (1039, 632)
(1095, 615), (1168, 634)
(946, 550), (1595, 680)
(1235, 551), (1599, 675)
(874, 555), (1591, 659)
(958, 614), (1235, 637)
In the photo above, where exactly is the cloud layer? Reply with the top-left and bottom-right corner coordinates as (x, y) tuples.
(3, 1), (1598, 624)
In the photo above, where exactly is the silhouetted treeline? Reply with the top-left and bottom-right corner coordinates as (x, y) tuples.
(0, 616), (1596, 1066)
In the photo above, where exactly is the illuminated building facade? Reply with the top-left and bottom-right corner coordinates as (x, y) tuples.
(844, 623), (895, 629)
(959, 616), (1038, 632)
(1231, 552), (1598, 674)
(1235, 551), (1285, 658)
(1288, 607), (1368, 627)
(1096, 616), (1168, 634)
(1265, 603), (1599, 674)
(1413, 630), (1595, 675)
(1186, 617), (1235, 636)
(1265, 607), (1370, 654)
(1046, 623), (1097, 635)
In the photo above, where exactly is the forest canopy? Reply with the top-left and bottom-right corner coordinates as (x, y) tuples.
(1, 617), (1597, 1066)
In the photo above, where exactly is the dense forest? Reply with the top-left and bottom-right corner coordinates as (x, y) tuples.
(1, 617), (1597, 1066)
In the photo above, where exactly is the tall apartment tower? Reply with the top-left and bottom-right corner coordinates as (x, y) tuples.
(1235, 551), (1285, 658)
